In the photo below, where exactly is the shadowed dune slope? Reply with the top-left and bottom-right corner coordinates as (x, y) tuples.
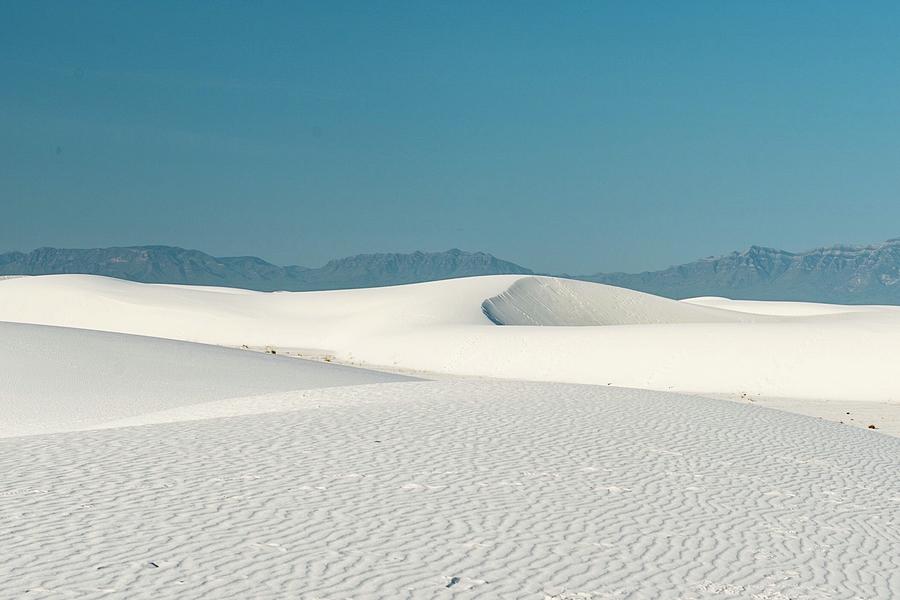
(482, 276), (767, 326)
(0, 321), (411, 437)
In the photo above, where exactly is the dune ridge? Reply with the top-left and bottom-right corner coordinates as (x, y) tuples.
(3, 274), (900, 403)
(481, 276), (765, 326)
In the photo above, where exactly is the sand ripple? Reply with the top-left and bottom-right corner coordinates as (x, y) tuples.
(1, 381), (898, 599)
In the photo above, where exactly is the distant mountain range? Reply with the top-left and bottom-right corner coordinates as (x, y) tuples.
(4, 239), (900, 303)
(0, 246), (532, 291)
(577, 238), (900, 304)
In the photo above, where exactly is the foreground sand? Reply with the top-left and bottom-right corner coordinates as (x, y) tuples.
(3, 381), (898, 599)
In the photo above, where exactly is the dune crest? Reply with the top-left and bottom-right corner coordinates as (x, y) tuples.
(4, 274), (900, 403)
(482, 276), (764, 326)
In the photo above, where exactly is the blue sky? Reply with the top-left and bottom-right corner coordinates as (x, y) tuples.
(4, 2), (900, 273)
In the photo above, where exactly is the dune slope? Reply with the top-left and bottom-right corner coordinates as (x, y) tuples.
(3, 274), (900, 402)
(0, 321), (410, 437)
(482, 276), (764, 325)
(683, 295), (900, 316)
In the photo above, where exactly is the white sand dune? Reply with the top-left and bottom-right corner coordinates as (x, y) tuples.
(0, 321), (410, 437)
(2, 381), (898, 599)
(482, 276), (765, 325)
(684, 295), (900, 316)
(2, 275), (899, 598)
(3, 274), (900, 403)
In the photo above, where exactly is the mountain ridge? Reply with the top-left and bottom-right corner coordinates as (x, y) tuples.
(578, 238), (900, 304)
(5, 239), (900, 303)
(0, 246), (532, 291)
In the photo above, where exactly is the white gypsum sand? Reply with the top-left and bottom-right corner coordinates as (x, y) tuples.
(0, 321), (411, 437)
(2, 274), (900, 404)
(1, 381), (898, 599)
(1, 275), (898, 598)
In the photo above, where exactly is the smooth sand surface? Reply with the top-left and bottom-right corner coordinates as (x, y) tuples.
(0, 321), (411, 437)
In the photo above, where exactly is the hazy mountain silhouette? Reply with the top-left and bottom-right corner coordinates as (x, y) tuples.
(0, 246), (532, 291)
(6, 239), (900, 303)
(577, 239), (900, 304)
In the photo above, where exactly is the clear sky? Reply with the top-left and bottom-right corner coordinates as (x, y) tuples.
(4, 2), (900, 273)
